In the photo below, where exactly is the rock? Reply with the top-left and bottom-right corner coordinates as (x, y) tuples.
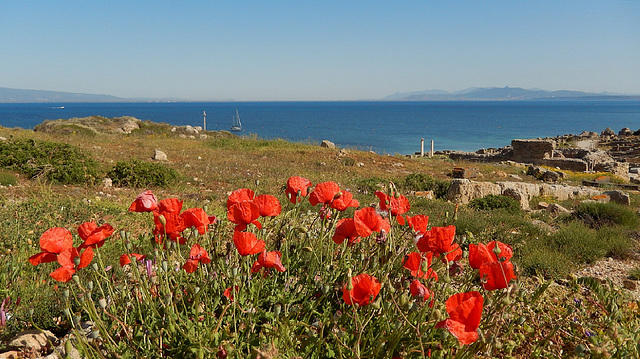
(0, 351), (20, 358)
(547, 203), (571, 216)
(413, 191), (434, 199)
(618, 127), (633, 136)
(392, 162), (404, 167)
(199, 134), (208, 140)
(119, 118), (140, 133)
(604, 190), (631, 205)
(338, 149), (349, 156)
(102, 178), (112, 188)
(153, 149), (168, 161)
(591, 194), (610, 202)
(8, 329), (57, 354)
(537, 202), (549, 210)
(356, 162), (365, 167)
(320, 140), (336, 149)
(452, 167), (480, 179)
(601, 127), (616, 136)
(194, 126), (203, 131)
(0, 136), (7, 141)
(509, 174), (522, 180)
(178, 134), (187, 138)
(184, 125), (199, 135)
(623, 280), (637, 290)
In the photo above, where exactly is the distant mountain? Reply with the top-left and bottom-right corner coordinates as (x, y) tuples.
(0, 87), (187, 103)
(383, 86), (640, 101)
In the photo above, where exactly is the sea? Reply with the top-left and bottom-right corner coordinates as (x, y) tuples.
(0, 101), (639, 155)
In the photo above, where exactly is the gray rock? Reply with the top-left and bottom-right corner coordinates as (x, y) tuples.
(184, 125), (199, 135)
(8, 329), (57, 353)
(102, 178), (112, 188)
(546, 203), (571, 216)
(320, 140), (336, 149)
(153, 149), (168, 161)
(604, 190), (630, 205)
(601, 127), (616, 136)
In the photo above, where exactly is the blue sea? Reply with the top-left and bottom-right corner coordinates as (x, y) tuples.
(0, 101), (639, 154)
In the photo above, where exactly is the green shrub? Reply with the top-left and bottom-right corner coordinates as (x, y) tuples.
(574, 201), (640, 229)
(629, 266), (640, 280)
(398, 173), (450, 199)
(108, 159), (180, 187)
(517, 240), (572, 278)
(469, 194), (521, 214)
(549, 222), (606, 264)
(0, 170), (17, 186)
(0, 138), (99, 184)
(353, 177), (385, 195)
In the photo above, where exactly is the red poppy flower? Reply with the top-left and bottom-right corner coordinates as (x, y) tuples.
(375, 191), (410, 216)
(128, 190), (158, 212)
(153, 198), (187, 244)
(468, 241), (514, 269)
(436, 291), (484, 345)
(330, 191), (359, 211)
(309, 181), (341, 206)
(29, 227), (74, 266)
(402, 252), (438, 281)
(226, 188), (255, 209)
(354, 207), (390, 238)
(223, 286), (239, 301)
(251, 250), (286, 273)
(181, 207), (211, 235)
(183, 243), (211, 273)
(409, 279), (433, 301)
(406, 215), (430, 235)
(479, 260), (517, 291)
(343, 273), (381, 306)
(51, 246), (94, 282)
(253, 194), (282, 217)
(119, 253), (146, 267)
(227, 201), (262, 232)
(233, 231), (265, 256)
(332, 218), (361, 245)
(416, 225), (456, 255)
(285, 176), (312, 204)
(444, 243), (463, 263)
(77, 222), (114, 249)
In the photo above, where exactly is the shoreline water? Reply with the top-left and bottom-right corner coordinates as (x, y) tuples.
(1, 101), (639, 154)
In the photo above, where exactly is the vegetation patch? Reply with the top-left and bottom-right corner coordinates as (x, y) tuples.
(107, 159), (180, 187)
(398, 173), (450, 199)
(574, 201), (640, 229)
(0, 138), (99, 184)
(469, 194), (521, 214)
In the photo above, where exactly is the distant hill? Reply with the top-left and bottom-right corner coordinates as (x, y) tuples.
(0, 87), (187, 103)
(383, 86), (640, 101)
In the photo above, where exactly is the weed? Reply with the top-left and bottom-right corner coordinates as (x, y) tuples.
(469, 194), (521, 214)
(574, 201), (640, 229)
(0, 171), (17, 186)
(398, 173), (450, 199)
(628, 266), (640, 280)
(107, 159), (180, 187)
(0, 138), (99, 184)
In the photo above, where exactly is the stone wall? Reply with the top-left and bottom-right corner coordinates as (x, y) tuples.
(447, 179), (602, 210)
(510, 139), (555, 163)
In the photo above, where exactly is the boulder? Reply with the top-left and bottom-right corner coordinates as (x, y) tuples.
(153, 149), (168, 161)
(8, 329), (57, 354)
(546, 203), (571, 216)
(604, 190), (631, 205)
(601, 127), (616, 136)
(452, 167), (480, 179)
(320, 140), (336, 149)
(618, 127), (633, 136)
(184, 125), (199, 135)
(118, 118), (140, 133)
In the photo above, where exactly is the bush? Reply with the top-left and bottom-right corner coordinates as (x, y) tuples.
(0, 138), (99, 184)
(0, 170), (17, 186)
(469, 194), (521, 214)
(574, 201), (640, 229)
(107, 159), (180, 187)
(398, 173), (450, 199)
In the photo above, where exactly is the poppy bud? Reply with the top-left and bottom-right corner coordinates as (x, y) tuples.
(440, 329), (449, 340)
(255, 179), (260, 187)
(333, 191), (342, 200)
(91, 263), (99, 271)
(125, 241), (132, 251)
(72, 275), (80, 285)
(120, 230), (127, 240)
(399, 293), (409, 307)
(493, 242), (502, 257)
(296, 226), (308, 234)
(322, 284), (331, 294)
(73, 256), (81, 267)
(65, 338), (74, 354)
(432, 309), (443, 321)
(421, 258), (430, 274)
(346, 279), (354, 292)
(516, 316), (526, 325)
(27, 239), (32, 245)
(273, 304), (282, 317)
(63, 308), (70, 316)
(89, 330), (100, 339)
(63, 289), (70, 299)
(158, 215), (167, 226)
(98, 298), (107, 309)
(28, 307), (34, 316)
(161, 261), (168, 272)
(301, 246), (313, 253)
(231, 267), (239, 277)
(574, 344), (587, 355)
(73, 314), (81, 326)
(87, 281), (93, 291)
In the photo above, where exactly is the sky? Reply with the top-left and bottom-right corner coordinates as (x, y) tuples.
(2, 1), (639, 101)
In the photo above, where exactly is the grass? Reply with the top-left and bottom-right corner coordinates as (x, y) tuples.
(0, 121), (639, 358)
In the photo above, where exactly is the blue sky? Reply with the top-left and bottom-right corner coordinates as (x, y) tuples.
(2, 1), (639, 100)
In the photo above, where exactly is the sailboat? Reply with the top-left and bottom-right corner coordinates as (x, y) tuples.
(230, 109), (242, 131)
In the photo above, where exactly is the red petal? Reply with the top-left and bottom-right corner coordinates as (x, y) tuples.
(128, 190), (158, 212)
(158, 198), (183, 215)
(233, 231), (265, 256)
(50, 266), (75, 282)
(479, 261), (516, 291)
(285, 176), (312, 203)
(226, 188), (255, 209)
(28, 252), (58, 266)
(39, 227), (74, 254)
(181, 208), (210, 234)
(309, 182), (340, 206)
(254, 194), (282, 217)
